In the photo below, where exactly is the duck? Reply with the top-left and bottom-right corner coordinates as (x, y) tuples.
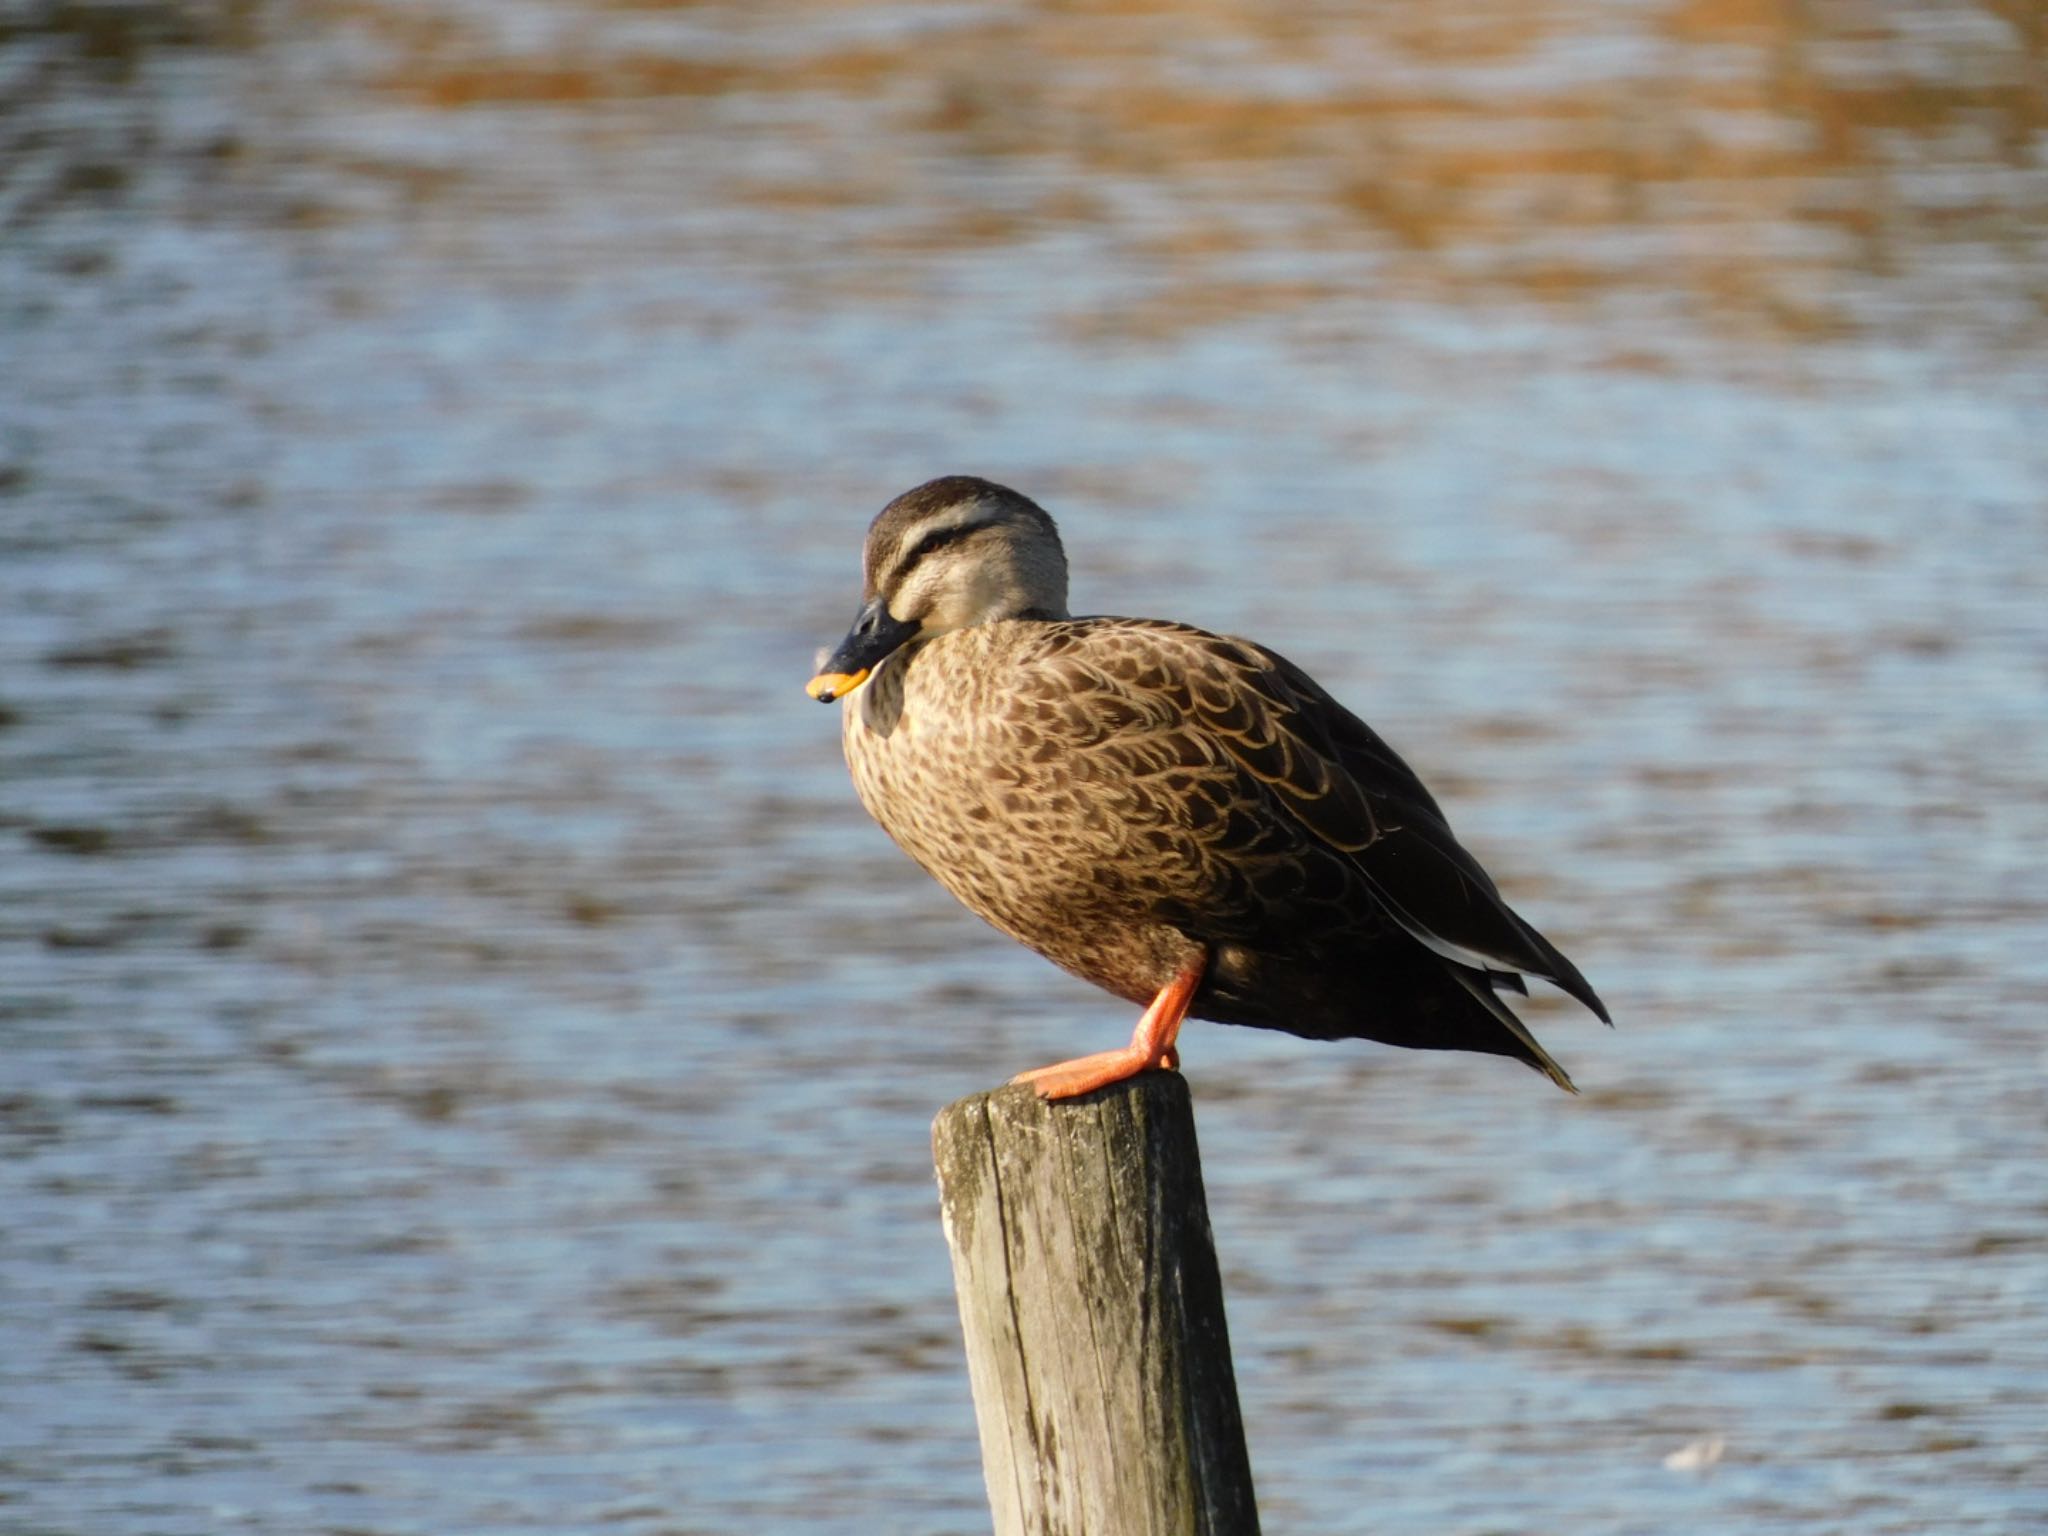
(807, 476), (1609, 1099)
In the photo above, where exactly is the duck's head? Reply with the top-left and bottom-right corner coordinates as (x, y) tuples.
(807, 476), (1070, 703)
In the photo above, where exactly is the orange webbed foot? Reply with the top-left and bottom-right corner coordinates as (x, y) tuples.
(1011, 1044), (1179, 1100)
(1011, 956), (1202, 1101)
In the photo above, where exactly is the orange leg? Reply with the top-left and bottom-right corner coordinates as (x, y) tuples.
(1011, 952), (1208, 1100)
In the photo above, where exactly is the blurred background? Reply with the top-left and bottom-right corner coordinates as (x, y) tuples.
(3, 1), (2046, 1532)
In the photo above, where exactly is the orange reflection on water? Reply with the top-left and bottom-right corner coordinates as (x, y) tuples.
(343, 0), (2048, 350)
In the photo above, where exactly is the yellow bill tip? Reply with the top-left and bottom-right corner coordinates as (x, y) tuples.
(806, 668), (870, 703)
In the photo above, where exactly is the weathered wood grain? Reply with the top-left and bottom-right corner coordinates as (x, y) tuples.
(933, 1074), (1260, 1536)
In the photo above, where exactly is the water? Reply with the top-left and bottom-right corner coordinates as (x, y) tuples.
(3, 2), (2046, 1531)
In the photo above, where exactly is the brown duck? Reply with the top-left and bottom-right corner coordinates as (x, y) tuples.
(808, 476), (1609, 1099)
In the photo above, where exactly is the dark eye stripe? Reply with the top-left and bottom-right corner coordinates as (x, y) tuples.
(886, 518), (996, 591)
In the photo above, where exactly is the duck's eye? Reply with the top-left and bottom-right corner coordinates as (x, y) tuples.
(897, 520), (994, 583)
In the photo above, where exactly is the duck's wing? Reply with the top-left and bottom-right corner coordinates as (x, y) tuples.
(1134, 622), (1611, 1024)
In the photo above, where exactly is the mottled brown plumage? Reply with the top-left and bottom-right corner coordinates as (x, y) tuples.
(809, 476), (1608, 1093)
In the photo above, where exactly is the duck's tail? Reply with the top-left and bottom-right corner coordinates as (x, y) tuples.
(1447, 962), (1578, 1093)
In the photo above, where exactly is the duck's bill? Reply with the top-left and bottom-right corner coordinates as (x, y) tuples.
(806, 597), (918, 703)
(806, 668), (870, 703)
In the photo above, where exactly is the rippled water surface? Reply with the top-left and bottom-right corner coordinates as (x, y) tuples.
(4, 2), (2047, 1532)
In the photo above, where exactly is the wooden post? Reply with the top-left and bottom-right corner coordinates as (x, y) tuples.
(932, 1074), (1260, 1536)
